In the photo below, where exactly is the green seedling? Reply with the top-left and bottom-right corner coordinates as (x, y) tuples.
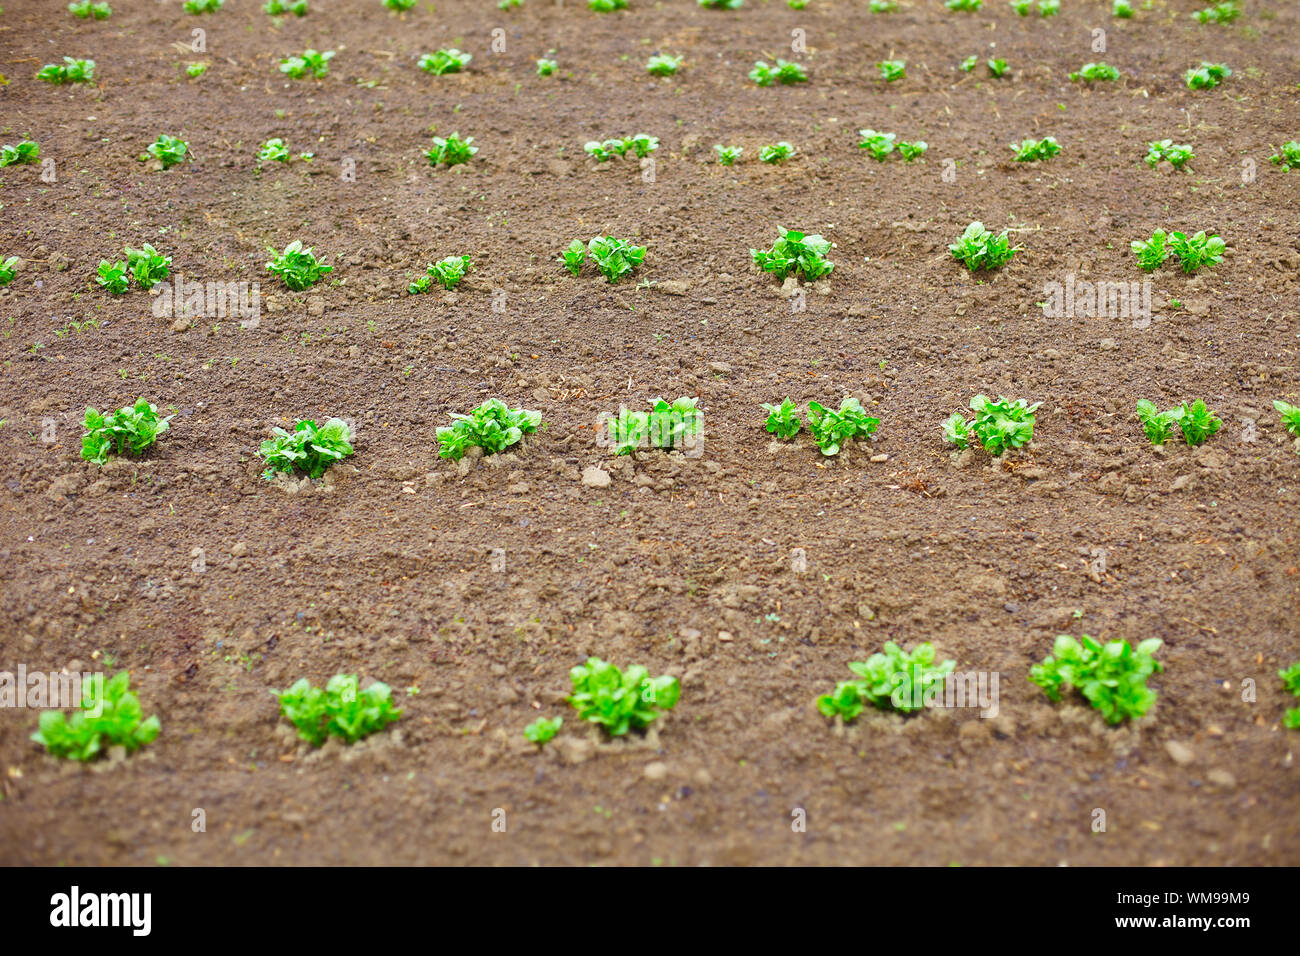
(759, 141), (795, 163)
(1281, 661), (1300, 729)
(266, 240), (333, 290)
(264, 0), (308, 13)
(1193, 1), (1239, 23)
(259, 417), (354, 479)
(0, 257), (18, 286)
(0, 140), (39, 167)
(585, 236), (646, 283)
(807, 398), (878, 456)
(699, 0), (743, 6)
(897, 141), (928, 161)
(1144, 139), (1193, 170)
(857, 129), (896, 160)
(959, 56), (977, 72)
(1037, 0), (1058, 13)
(761, 398), (802, 439)
(536, 58), (557, 76)
(943, 395), (1039, 455)
(1167, 230), (1225, 273)
(383, 0), (417, 8)
(608, 397), (700, 455)
(946, 0), (981, 9)
(1135, 400), (1179, 445)
(714, 144), (743, 165)
(647, 54), (682, 76)
(870, 0), (897, 9)
(877, 59), (906, 82)
(560, 239), (586, 276)
(426, 132), (477, 167)
(567, 657), (679, 736)
(436, 399), (542, 460)
(257, 138), (291, 164)
(1010, 0), (1030, 11)
(280, 49), (334, 78)
(589, 0), (628, 10)
(419, 49), (471, 75)
(69, 0), (113, 16)
(186, 63), (208, 78)
(275, 675), (401, 746)
(409, 254), (472, 292)
(524, 716), (562, 746)
(37, 57), (96, 84)
(184, 0), (222, 12)
(125, 243), (171, 290)
(1130, 229), (1169, 272)
(1271, 141), (1300, 170)
(1113, 0), (1133, 16)
(498, 0), (522, 7)
(949, 221), (1018, 271)
(95, 260), (129, 294)
(82, 398), (173, 464)
(1185, 62), (1229, 90)
(1173, 400), (1222, 446)
(987, 58), (1008, 78)
(1011, 136), (1061, 162)
(749, 59), (807, 86)
(1274, 400), (1300, 438)
(1069, 62), (1120, 82)
(751, 229), (834, 281)
(1030, 635), (1162, 725)
(145, 134), (189, 169)
(31, 671), (160, 761)
(818, 643), (956, 720)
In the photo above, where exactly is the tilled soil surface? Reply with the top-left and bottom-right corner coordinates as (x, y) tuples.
(1, 0), (1298, 865)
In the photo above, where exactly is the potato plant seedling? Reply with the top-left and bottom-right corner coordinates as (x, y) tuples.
(943, 395), (1040, 455)
(69, 1), (113, 17)
(536, 58), (557, 76)
(31, 671), (160, 761)
(1069, 62), (1120, 83)
(1132, 230), (1224, 274)
(609, 397), (700, 455)
(37, 57), (95, 84)
(807, 399), (878, 456)
(566, 657), (680, 736)
(263, 0), (308, 14)
(1136, 400), (1222, 447)
(82, 399), (173, 465)
(280, 49), (334, 79)
(419, 49), (471, 75)
(1029, 635), (1163, 724)
(1011, 137), (1061, 163)
(714, 144), (742, 165)
(436, 399), (543, 460)
(523, 716), (562, 746)
(1145, 140), (1194, 170)
(426, 133), (478, 167)
(259, 418), (355, 479)
(266, 240), (333, 290)
(0, 140), (39, 167)
(877, 60), (906, 82)
(1185, 62), (1230, 90)
(1193, 1), (1240, 23)
(0, 257), (18, 286)
(949, 222), (1018, 271)
(409, 255), (472, 293)
(758, 141), (794, 164)
(647, 54), (682, 76)
(1272, 141), (1300, 170)
(145, 134), (190, 169)
(1275, 400), (1300, 439)
(748, 60), (806, 86)
(275, 675), (402, 746)
(751, 229), (834, 282)
(561, 236), (646, 283)
(818, 643), (956, 720)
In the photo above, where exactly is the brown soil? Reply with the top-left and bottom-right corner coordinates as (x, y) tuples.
(1, 0), (1298, 866)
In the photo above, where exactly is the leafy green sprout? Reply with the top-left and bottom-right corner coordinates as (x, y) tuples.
(1029, 635), (1163, 725)
(818, 643), (956, 720)
(1011, 137), (1061, 162)
(31, 671), (160, 761)
(259, 418), (355, 479)
(1275, 400), (1300, 439)
(857, 129), (896, 161)
(949, 221), (1018, 271)
(264, 0), (308, 13)
(946, 0), (981, 9)
(714, 144), (743, 165)
(647, 54), (682, 76)
(125, 244), (171, 290)
(425, 132), (478, 167)
(275, 675), (401, 746)
(186, 62), (208, 78)
(560, 239), (586, 276)
(698, 0), (743, 7)
(897, 141), (928, 161)
(959, 56), (977, 72)
(1112, 0), (1133, 16)
(524, 716), (562, 746)
(1167, 230), (1225, 273)
(1037, 0), (1058, 14)
(1010, 0), (1029, 11)
(265, 240), (333, 290)
(498, 0), (522, 8)
(280, 49), (334, 79)
(1193, 1), (1239, 23)
(987, 58), (1008, 78)
(0, 257), (18, 286)
(383, 0), (417, 8)
(37, 57), (96, 84)
(1069, 62), (1120, 83)
(145, 134), (190, 169)
(69, 1), (112, 18)
(761, 398), (802, 439)
(751, 229), (834, 282)
(95, 260), (129, 294)
(807, 398), (878, 456)
(943, 395), (1040, 456)
(0, 140), (39, 167)
(588, 0), (628, 10)
(409, 255), (472, 292)
(580, 236), (646, 283)
(869, 0), (897, 9)
(436, 399), (542, 460)
(82, 399), (173, 464)
(536, 58), (557, 76)
(607, 398), (700, 455)
(1281, 661), (1300, 729)
(1135, 400), (1179, 446)
(1144, 139), (1194, 170)
(758, 141), (795, 164)
(184, 0), (223, 12)
(1185, 62), (1230, 90)
(419, 49), (471, 75)
(877, 60), (906, 82)
(1271, 141), (1300, 170)
(1136, 400), (1221, 447)
(1130, 230), (1169, 272)
(567, 657), (680, 736)
(748, 60), (807, 86)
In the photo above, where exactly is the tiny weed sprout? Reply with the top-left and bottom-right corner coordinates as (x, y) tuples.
(699, 0), (743, 7)
(37, 57), (96, 84)
(536, 58), (557, 76)
(1069, 62), (1120, 83)
(588, 0), (628, 10)
(1135, 400), (1179, 446)
(1011, 136), (1061, 162)
(869, 0), (897, 9)
(946, 0), (982, 9)
(266, 240), (333, 290)
(184, 0), (223, 12)
(807, 398), (878, 456)
(751, 229), (834, 282)
(31, 671), (160, 761)
(1113, 0), (1133, 16)
(749, 60), (807, 86)
(426, 132), (478, 167)
(0, 140), (40, 167)
(1185, 62), (1230, 90)
(1167, 230), (1225, 273)
(897, 141), (928, 161)
(69, 0), (112, 18)
(949, 221), (1018, 271)
(987, 58), (1009, 78)
(146, 134), (190, 169)
(82, 399), (173, 464)
(125, 244), (171, 290)
(567, 657), (680, 736)
(95, 260), (129, 294)
(877, 60), (906, 82)
(259, 418), (355, 479)
(762, 398), (802, 439)
(1271, 141), (1300, 170)
(818, 644), (956, 720)
(758, 141), (795, 164)
(560, 239), (586, 276)
(1193, 1), (1239, 23)
(275, 675), (401, 746)
(1130, 230), (1169, 272)
(858, 129), (896, 161)
(1144, 139), (1193, 170)
(524, 716), (562, 746)
(0, 256), (19, 286)
(186, 62), (208, 78)
(714, 144), (743, 165)
(647, 54), (682, 76)
(280, 49), (334, 79)
(1030, 635), (1163, 725)
(264, 0), (308, 13)
(608, 397), (700, 455)
(586, 235), (646, 283)
(383, 0), (417, 8)
(1274, 400), (1300, 438)
(419, 49), (471, 75)
(436, 399), (542, 460)
(943, 395), (1040, 455)
(960, 56), (977, 72)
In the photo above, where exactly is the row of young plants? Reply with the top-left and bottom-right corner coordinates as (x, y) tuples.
(29, 636), (1300, 763)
